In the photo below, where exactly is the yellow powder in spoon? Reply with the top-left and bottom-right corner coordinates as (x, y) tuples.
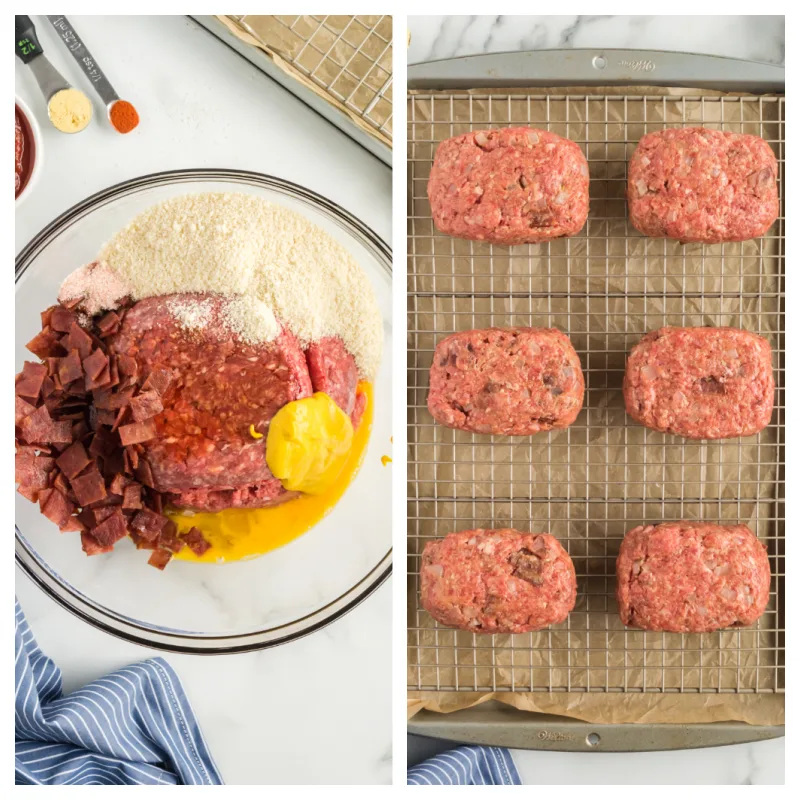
(48, 88), (93, 133)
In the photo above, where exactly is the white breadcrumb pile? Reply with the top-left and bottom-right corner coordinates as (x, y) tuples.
(58, 261), (132, 316)
(166, 296), (214, 330)
(95, 192), (383, 378)
(220, 296), (280, 345)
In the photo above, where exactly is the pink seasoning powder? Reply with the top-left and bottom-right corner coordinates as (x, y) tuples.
(58, 261), (133, 317)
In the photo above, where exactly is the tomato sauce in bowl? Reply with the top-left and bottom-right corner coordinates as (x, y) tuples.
(15, 104), (36, 199)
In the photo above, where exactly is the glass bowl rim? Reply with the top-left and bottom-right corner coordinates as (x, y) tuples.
(15, 167), (392, 654)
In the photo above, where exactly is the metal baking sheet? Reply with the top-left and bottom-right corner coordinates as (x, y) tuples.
(191, 15), (392, 165)
(407, 50), (784, 747)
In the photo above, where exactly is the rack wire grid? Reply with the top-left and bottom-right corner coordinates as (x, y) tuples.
(229, 15), (393, 139)
(407, 90), (784, 694)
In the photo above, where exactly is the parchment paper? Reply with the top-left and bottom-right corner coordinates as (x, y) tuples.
(407, 86), (784, 726)
(217, 15), (392, 145)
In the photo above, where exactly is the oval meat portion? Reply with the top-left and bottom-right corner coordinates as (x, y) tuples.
(627, 127), (779, 243)
(623, 326), (774, 440)
(420, 529), (577, 634)
(427, 327), (584, 435)
(616, 521), (771, 633)
(428, 127), (590, 245)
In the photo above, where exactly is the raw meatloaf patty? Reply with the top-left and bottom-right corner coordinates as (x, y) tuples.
(421, 529), (577, 634)
(628, 127), (779, 243)
(623, 326), (774, 440)
(110, 294), (361, 511)
(617, 521), (771, 633)
(428, 327), (584, 435)
(427, 127), (590, 245)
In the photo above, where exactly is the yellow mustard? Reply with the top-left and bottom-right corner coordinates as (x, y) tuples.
(266, 392), (354, 495)
(48, 88), (93, 133)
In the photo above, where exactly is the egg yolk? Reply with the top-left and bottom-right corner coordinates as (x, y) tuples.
(266, 392), (354, 495)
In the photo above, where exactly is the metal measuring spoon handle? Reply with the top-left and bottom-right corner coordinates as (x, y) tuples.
(46, 15), (120, 108)
(15, 15), (71, 102)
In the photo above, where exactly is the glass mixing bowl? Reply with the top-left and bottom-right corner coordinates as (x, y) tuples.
(15, 169), (392, 653)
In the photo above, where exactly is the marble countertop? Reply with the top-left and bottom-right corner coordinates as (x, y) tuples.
(406, 14), (784, 786)
(408, 15), (785, 66)
(15, 15), (391, 785)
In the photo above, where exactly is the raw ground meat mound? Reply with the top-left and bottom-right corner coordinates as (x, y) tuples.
(110, 293), (362, 511)
(627, 127), (779, 244)
(623, 326), (774, 440)
(616, 521), (771, 633)
(420, 529), (577, 634)
(427, 327), (584, 435)
(427, 127), (590, 245)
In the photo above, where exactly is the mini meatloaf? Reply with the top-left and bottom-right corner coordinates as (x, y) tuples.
(427, 127), (590, 245)
(427, 327), (584, 435)
(628, 127), (779, 243)
(617, 521), (771, 633)
(421, 529), (577, 633)
(623, 327), (774, 440)
(110, 294), (361, 511)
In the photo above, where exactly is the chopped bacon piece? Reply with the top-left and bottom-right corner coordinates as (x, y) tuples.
(18, 484), (38, 502)
(130, 390), (164, 422)
(157, 520), (184, 553)
(134, 459), (154, 488)
(55, 441), (91, 479)
(26, 328), (64, 359)
(92, 510), (128, 547)
(142, 368), (172, 396)
(15, 396), (36, 425)
(111, 407), (129, 432)
(131, 508), (167, 540)
(66, 321), (93, 359)
(129, 531), (157, 550)
(82, 349), (109, 382)
(50, 307), (78, 333)
(58, 350), (83, 385)
(41, 376), (56, 398)
(93, 506), (117, 524)
(38, 488), (75, 527)
(148, 490), (163, 513)
(117, 355), (138, 381)
(119, 420), (157, 446)
(19, 405), (73, 444)
(182, 527), (211, 556)
(15, 453), (55, 492)
(15, 362), (47, 399)
(88, 428), (118, 458)
(109, 473), (128, 495)
(60, 517), (86, 533)
(122, 483), (142, 510)
(96, 311), (121, 336)
(81, 532), (113, 556)
(85, 363), (111, 391)
(70, 465), (107, 506)
(95, 408), (117, 426)
(148, 549), (172, 570)
(41, 306), (56, 328)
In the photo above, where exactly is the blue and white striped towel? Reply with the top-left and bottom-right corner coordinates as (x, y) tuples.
(15, 600), (223, 785)
(407, 745), (521, 785)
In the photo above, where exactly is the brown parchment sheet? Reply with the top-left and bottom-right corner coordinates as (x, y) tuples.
(217, 15), (392, 145)
(407, 86), (784, 726)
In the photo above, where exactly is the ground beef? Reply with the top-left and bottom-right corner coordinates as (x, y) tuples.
(110, 294), (313, 510)
(617, 521), (771, 633)
(623, 326), (774, 440)
(428, 127), (590, 245)
(420, 529), (577, 634)
(628, 127), (779, 243)
(306, 336), (360, 424)
(427, 327), (584, 435)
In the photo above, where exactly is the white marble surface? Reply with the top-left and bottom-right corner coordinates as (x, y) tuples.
(406, 14), (784, 786)
(408, 15), (785, 66)
(15, 15), (391, 785)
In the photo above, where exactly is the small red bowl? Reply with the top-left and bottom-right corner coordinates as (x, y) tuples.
(15, 96), (43, 204)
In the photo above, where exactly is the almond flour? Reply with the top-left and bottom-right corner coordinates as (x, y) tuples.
(95, 192), (383, 378)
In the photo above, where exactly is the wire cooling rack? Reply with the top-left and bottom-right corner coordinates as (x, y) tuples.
(407, 90), (784, 694)
(229, 15), (393, 139)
